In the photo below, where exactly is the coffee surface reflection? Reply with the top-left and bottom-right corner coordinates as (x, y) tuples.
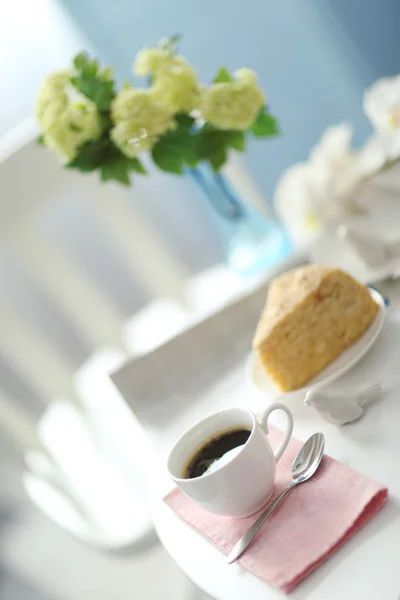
(183, 427), (251, 479)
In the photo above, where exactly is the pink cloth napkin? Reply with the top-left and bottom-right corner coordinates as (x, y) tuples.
(164, 427), (388, 594)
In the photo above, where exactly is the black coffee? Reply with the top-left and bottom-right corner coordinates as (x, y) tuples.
(183, 427), (251, 479)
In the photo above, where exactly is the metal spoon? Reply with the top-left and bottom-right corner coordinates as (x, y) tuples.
(227, 432), (325, 564)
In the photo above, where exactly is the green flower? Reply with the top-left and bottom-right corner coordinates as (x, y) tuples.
(152, 61), (201, 113)
(201, 70), (265, 130)
(110, 87), (176, 157)
(135, 48), (201, 114)
(35, 70), (102, 162)
(133, 48), (174, 77)
(233, 68), (258, 86)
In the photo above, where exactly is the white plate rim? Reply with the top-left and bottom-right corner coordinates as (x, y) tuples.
(247, 288), (386, 397)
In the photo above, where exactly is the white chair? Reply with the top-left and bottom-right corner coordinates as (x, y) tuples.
(0, 118), (287, 445)
(0, 118), (189, 429)
(0, 118), (272, 560)
(0, 118), (192, 550)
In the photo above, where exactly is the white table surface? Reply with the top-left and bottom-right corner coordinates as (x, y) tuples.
(151, 305), (400, 600)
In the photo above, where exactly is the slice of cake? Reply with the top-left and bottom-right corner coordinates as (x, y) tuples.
(253, 265), (379, 392)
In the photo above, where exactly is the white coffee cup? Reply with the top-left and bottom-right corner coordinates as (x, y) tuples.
(167, 403), (294, 518)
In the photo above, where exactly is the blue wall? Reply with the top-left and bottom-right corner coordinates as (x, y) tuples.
(61, 0), (400, 200)
(325, 0), (400, 82)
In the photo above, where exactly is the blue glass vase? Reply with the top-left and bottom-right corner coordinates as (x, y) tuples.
(187, 165), (291, 277)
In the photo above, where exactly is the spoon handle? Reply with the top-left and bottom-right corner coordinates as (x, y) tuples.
(227, 481), (297, 564)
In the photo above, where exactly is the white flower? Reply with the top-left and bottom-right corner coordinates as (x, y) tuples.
(275, 124), (367, 246)
(308, 124), (365, 205)
(358, 130), (400, 174)
(277, 77), (400, 246)
(358, 134), (400, 174)
(363, 76), (400, 169)
(275, 163), (323, 246)
(364, 75), (400, 131)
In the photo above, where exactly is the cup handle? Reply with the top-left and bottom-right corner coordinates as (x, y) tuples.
(259, 402), (294, 462)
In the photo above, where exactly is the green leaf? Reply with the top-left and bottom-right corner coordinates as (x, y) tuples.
(151, 114), (201, 174)
(130, 157), (147, 174)
(184, 150), (199, 168)
(67, 138), (111, 172)
(174, 113), (196, 132)
(73, 52), (91, 72)
(152, 140), (184, 174)
(226, 131), (246, 152)
(196, 128), (233, 171)
(71, 74), (114, 111)
(213, 67), (233, 84)
(196, 131), (215, 159)
(250, 107), (279, 137)
(209, 144), (227, 172)
(99, 155), (147, 185)
(67, 137), (146, 185)
(37, 134), (45, 146)
(100, 162), (130, 185)
(152, 151), (183, 174)
(71, 52), (115, 111)
(158, 34), (182, 54)
(168, 33), (182, 46)
(179, 124), (244, 173)
(99, 112), (113, 132)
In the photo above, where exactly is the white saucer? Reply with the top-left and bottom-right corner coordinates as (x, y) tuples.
(247, 288), (386, 398)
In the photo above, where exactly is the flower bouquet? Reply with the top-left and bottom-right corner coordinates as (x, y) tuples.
(35, 36), (291, 276)
(36, 35), (278, 186)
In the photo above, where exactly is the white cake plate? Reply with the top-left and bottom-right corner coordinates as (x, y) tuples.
(247, 288), (386, 398)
